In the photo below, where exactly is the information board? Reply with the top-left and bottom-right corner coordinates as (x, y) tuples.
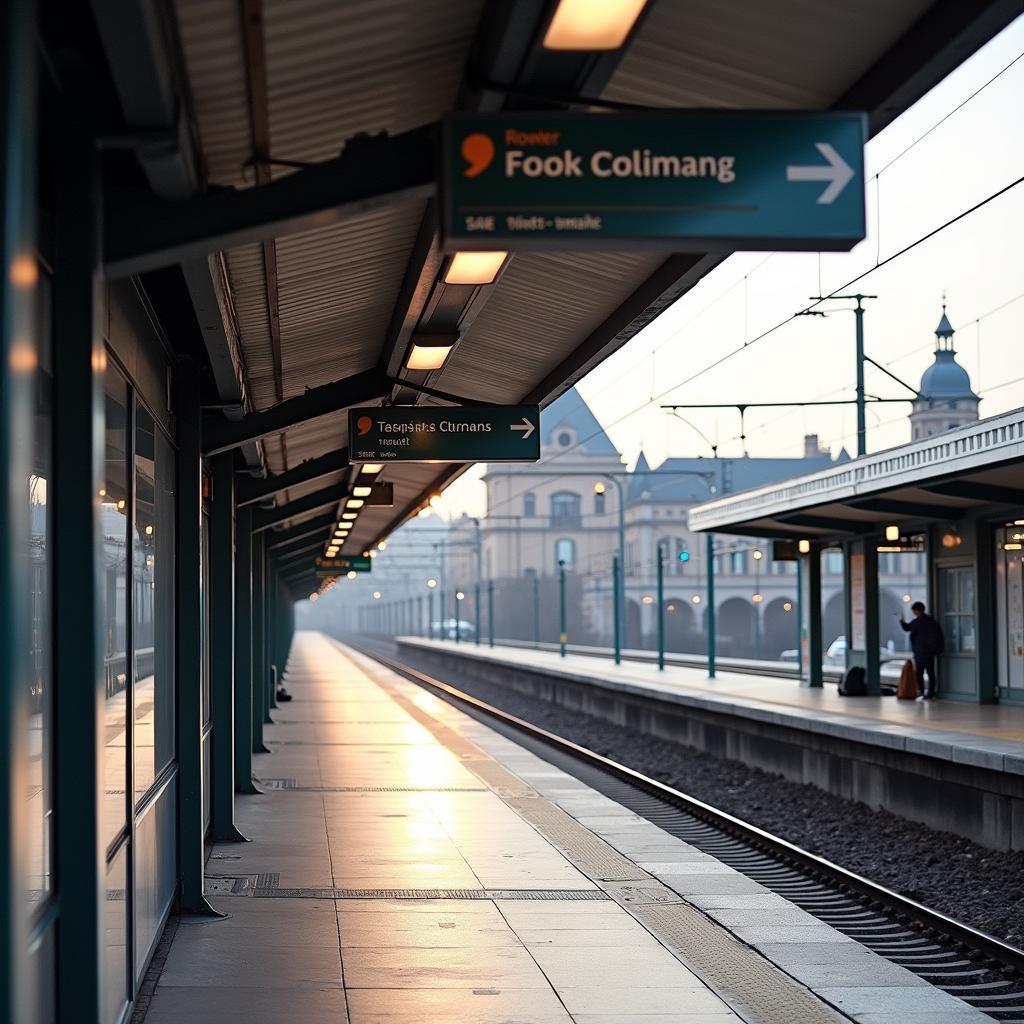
(442, 112), (866, 251)
(348, 405), (540, 463)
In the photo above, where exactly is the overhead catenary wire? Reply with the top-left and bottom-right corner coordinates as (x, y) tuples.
(478, 171), (1024, 523)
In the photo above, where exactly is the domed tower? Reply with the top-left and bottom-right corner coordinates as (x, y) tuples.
(909, 305), (979, 440)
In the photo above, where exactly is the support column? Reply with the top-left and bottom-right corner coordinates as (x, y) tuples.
(171, 359), (219, 917)
(267, 565), (278, 710)
(234, 507), (259, 791)
(208, 454), (246, 840)
(251, 534), (271, 746)
(52, 111), (109, 1024)
(864, 540), (881, 695)
(1, 3), (37, 1016)
(800, 546), (824, 687)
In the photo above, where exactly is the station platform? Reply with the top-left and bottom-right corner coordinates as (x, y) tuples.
(141, 632), (986, 1024)
(397, 639), (1024, 773)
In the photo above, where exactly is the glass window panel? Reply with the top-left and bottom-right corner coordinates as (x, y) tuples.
(101, 367), (130, 849)
(27, 275), (54, 908)
(104, 845), (129, 1024)
(133, 403), (175, 800)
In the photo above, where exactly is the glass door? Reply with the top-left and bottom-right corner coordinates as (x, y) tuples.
(937, 563), (978, 700)
(996, 524), (1024, 701)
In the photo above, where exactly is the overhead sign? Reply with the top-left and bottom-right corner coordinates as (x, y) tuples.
(316, 555), (372, 573)
(442, 112), (866, 252)
(348, 405), (540, 463)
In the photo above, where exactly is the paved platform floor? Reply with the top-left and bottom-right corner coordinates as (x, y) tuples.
(141, 632), (988, 1024)
(400, 639), (1024, 771)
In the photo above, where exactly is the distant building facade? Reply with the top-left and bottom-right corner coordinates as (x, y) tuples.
(909, 307), (980, 440)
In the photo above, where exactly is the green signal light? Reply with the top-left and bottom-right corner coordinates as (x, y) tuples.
(678, 550), (690, 562)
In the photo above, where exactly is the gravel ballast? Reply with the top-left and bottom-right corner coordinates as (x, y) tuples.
(364, 639), (1024, 948)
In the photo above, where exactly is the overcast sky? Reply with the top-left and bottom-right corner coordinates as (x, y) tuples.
(439, 14), (1024, 521)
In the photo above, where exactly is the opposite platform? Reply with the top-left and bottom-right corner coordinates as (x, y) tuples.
(139, 632), (987, 1024)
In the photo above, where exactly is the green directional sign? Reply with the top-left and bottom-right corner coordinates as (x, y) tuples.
(348, 405), (540, 463)
(442, 111), (866, 252)
(315, 555), (371, 573)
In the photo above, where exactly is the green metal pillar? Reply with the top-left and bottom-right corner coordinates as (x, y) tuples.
(173, 359), (221, 918)
(488, 580), (495, 648)
(657, 546), (665, 671)
(454, 589), (461, 644)
(863, 540), (881, 695)
(612, 555), (621, 664)
(52, 109), (107, 1024)
(474, 583), (481, 645)
(252, 533), (271, 744)
(559, 562), (568, 657)
(267, 565), (278, 710)
(208, 454), (247, 840)
(234, 506), (259, 791)
(1, 3), (36, 1015)
(802, 546), (823, 687)
(706, 533), (716, 679)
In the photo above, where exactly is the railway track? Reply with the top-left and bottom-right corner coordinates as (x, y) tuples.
(353, 641), (1024, 1023)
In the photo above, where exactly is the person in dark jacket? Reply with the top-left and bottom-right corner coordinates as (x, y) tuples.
(897, 602), (945, 700)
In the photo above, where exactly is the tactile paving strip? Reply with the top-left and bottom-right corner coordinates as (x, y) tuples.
(253, 887), (611, 901)
(631, 902), (848, 1024)
(258, 779), (486, 793)
(505, 796), (648, 882)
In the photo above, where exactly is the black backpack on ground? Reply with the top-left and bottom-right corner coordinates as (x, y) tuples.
(839, 665), (867, 696)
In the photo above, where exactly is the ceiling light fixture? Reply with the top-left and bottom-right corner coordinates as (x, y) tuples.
(542, 0), (648, 50)
(353, 485), (372, 498)
(359, 464), (383, 476)
(444, 251), (507, 286)
(405, 332), (460, 372)
(342, 512), (358, 521)
(884, 524), (900, 542)
(346, 499), (365, 509)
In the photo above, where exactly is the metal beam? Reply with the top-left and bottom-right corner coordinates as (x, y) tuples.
(777, 513), (876, 534)
(833, 0), (1024, 137)
(233, 505), (259, 792)
(923, 480), (1024, 505)
(252, 482), (347, 534)
(236, 448), (349, 507)
(847, 497), (964, 519)
(275, 540), (325, 566)
(202, 367), (389, 456)
(264, 512), (337, 551)
(104, 123), (435, 277)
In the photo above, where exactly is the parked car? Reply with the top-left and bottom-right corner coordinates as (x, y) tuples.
(430, 618), (475, 641)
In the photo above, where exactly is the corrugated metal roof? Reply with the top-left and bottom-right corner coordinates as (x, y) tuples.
(175, 0), (253, 189)
(602, 0), (931, 108)
(435, 252), (664, 404)
(274, 201), (426, 399)
(263, 0), (482, 164)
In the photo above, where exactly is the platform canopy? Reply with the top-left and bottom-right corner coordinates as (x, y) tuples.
(688, 408), (1024, 540)
(94, 0), (1021, 596)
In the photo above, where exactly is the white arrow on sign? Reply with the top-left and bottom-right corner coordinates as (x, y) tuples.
(510, 417), (535, 440)
(785, 142), (855, 205)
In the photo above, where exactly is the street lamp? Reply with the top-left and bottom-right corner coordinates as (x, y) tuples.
(426, 578), (437, 588)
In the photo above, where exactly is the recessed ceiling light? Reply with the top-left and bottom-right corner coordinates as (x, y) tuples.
(444, 251), (507, 285)
(406, 341), (454, 371)
(542, 0), (648, 50)
(346, 499), (365, 509)
(353, 485), (372, 498)
(342, 512), (358, 520)
(359, 464), (383, 476)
